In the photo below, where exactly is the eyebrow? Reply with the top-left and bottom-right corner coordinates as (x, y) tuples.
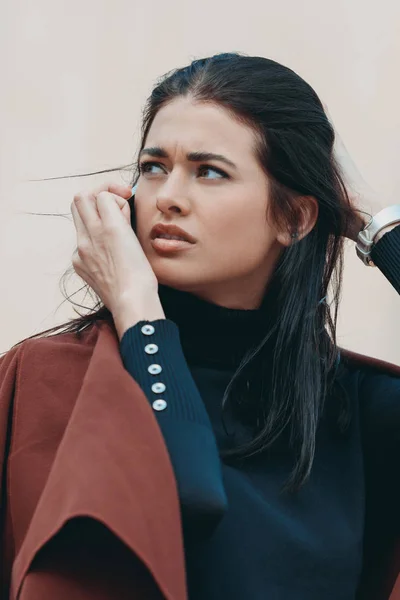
(139, 146), (238, 170)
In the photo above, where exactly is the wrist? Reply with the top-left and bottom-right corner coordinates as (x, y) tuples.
(374, 223), (399, 243)
(112, 293), (165, 341)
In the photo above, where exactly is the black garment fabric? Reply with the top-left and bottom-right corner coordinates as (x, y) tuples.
(370, 224), (400, 293)
(119, 225), (400, 600)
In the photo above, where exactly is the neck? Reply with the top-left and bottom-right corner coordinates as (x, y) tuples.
(173, 277), (271, 311)
(157, 282), (278, 369)
(168, 246), (281, 310)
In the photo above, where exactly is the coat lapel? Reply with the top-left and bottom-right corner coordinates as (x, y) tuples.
(11, 321), (187, 600)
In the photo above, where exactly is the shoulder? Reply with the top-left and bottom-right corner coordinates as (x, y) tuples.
(339, 347), (400, 380)
(337, 347), (400, 397)
(0, 325), (102, 439)
(1, 323), (101, 380)
(340, 347), (400, 442)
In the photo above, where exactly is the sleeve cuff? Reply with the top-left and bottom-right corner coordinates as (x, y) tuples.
(120, 319), (213, 426)
(370, 224), (400, 294)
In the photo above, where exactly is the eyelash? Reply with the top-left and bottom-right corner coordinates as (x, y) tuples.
(138, 161), (230, 179)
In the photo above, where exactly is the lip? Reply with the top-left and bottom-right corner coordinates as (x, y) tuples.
(151, 238), (195, 254)
(150, 223), (197, 244)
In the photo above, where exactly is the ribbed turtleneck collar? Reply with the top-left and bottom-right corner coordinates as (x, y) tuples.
(158, 283), (277, 370)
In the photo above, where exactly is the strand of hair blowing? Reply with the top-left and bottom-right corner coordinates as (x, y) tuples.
(17, 52), (356, 493)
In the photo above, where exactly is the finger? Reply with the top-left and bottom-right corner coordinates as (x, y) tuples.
(88, 188), (131, 224)
(111, 193), (131, 224)
(95, 191), (128, 228)
(95, 191), (131, 226)
(91, 181), (133, 199)
(71, 200), (88, 238)
(73, 194), (102, 235)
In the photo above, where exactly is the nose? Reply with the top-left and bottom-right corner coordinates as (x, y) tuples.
(155, 179), (191, 216)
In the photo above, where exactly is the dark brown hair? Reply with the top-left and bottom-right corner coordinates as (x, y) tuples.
(10, 52), (360, 492)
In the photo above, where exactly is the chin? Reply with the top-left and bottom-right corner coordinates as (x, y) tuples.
(156, 272), (194, 291)
(150, 262), (201, 292)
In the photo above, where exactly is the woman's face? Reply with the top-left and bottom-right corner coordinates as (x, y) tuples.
(135, 97), (286, 309)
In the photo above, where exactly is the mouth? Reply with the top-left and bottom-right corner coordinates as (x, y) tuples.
(150, 237), (195, 254)
(150, 223), (197, 246)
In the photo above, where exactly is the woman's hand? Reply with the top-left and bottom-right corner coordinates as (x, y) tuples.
(71, 182), (165, 339)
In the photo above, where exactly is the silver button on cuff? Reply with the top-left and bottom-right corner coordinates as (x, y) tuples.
(145, 343), (159, 355)
(141, 324), (155, 336)
(153, 399), (167, 411)
(152, 382), (166, 394)
(148, 364), (162, 375)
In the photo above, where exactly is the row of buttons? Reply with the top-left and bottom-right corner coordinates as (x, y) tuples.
(141, 324), (167, 411)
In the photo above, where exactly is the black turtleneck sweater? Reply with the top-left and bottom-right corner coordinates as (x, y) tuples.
(119, 226), (400, 600)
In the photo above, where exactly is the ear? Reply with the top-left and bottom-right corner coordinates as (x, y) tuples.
(276, 196), (319, 247)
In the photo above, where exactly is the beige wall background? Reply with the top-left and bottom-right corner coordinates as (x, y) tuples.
(1, 0), (399, 362)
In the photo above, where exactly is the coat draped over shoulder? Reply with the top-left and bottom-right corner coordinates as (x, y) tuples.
(0, 321), (186, 600)
(0, 321), (399, 599)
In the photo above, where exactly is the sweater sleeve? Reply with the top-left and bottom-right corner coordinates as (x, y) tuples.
(119, 318), (228, 533)
(370, 223), (400, 293)
(360, 224), (400, 539)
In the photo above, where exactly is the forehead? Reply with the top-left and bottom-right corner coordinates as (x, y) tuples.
(145, 97), (257, 158)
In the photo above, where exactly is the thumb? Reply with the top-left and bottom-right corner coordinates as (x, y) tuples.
(106, 184), (133, 200)
(92, 182), (133, 199)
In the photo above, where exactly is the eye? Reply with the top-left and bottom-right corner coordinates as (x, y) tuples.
(139, 160), (229, 180)
(139, 161), (165, 175)
(198, 165), (229, 180)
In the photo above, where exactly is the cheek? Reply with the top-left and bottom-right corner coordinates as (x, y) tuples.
(206, 206), (273, 257)
(134, 202), (151, 241)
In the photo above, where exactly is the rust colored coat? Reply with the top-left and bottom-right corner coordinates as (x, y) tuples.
(0, 320), (399, 599)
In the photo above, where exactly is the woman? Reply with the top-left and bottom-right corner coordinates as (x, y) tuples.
(1, 53), (400, 599)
